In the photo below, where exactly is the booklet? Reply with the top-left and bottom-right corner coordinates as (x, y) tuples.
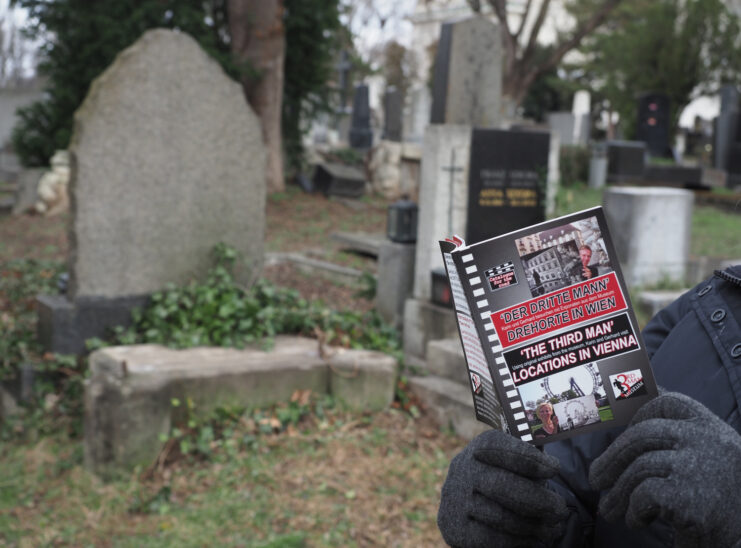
(439, 206), (658, 445)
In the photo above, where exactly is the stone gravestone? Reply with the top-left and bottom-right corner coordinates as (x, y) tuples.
(603, 187), (694, 287)
(607, 140), (646, 182)
(313, 162), (366, 198)
(404, 85), (432, 143)
(636, 92), (672, 157)
(349, 84), (373, 149)
(465, 129), (549, 245)
(383, 86), (403, 142)
(403, 125), (470, 361)
(413, 125), (471, 301)
(430, 17), (502, 127)
(38, 29), (265, 354)
(547, 112), (575, 146)
(572, 90), (591, 145)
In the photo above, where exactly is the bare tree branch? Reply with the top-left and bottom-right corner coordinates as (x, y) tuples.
(476, 0), (623, 104)
(514, 0), (533, 41)
(521, 0), (552, 65)
(541, 0), (622, 76)
(488, 0), (510, 34)
(466, 0), (482, 13)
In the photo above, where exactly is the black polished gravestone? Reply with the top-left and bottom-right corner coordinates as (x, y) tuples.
(349, 84), (373, 149)
(714, 85), (739, 167)
(313, 162), (366, 198)
(465, 128), (549, 245)
(606, 140), (646, 183)
(636, 93), (672, 158)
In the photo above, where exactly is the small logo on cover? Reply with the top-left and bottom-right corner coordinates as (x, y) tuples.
(471, 372), (483, 395)
(609, 369), (647, 400)
(486, 261), (517, 291)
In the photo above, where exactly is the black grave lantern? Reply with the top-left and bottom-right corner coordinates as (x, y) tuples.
(386, 196), (418, 243)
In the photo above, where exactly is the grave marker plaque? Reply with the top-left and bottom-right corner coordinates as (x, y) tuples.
(465, 129), (549, 245)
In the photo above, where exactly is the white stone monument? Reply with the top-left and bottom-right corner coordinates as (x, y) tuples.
(603, 187), (694, 287)
(413, 124), (471, 300)
(572, 90), (591, 145)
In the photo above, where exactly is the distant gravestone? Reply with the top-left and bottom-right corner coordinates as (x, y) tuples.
(607, 140), (646, 182)
(38, 29), (265, 354)
(430, 17), (502, 127)
(404, 85), (432, 143)
(465, 129), (549, 245)
(547, 112), (575, 146)
(572, 90), (591, 145)
(313, 162), (366, 198)
(589, 142), (608, 189)
(636, 93), (672, 157)
(643, 165), (704, 188)
(349, 84), (373, 149)
(383, 86), (403, 142)
(715, 84), (741, 186)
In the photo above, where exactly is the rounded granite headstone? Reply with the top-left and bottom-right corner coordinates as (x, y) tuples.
(68, 29), (265, 298)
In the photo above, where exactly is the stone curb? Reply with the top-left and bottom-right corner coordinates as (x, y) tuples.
(84, 336), (396, 478)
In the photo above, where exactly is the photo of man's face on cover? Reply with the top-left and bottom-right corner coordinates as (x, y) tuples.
(515, 216), (613, 298)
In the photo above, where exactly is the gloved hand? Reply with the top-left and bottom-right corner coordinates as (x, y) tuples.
(438, 429), (568, 548)
(589, 392), (741, 548)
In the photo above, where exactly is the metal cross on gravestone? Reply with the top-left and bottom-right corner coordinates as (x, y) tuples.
(441, 148), (464, 236)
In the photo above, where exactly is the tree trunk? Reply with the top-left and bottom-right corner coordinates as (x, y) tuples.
(488, 0), (622, 112)
(228, 0), (286, 193)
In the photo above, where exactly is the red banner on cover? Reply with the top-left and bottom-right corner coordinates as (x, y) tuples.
(491, 272), (627, 349)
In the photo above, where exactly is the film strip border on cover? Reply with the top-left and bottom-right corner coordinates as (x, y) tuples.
(460, 252), (532, 442)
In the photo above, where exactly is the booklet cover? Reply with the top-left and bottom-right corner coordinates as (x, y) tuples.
(439, 206), (658, 445)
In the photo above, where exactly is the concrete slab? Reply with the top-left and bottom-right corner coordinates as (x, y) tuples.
(328, 349), (396, 412)
(330, 231), (385, 257)
(426, 338), (467, 384)
(403, 297), (458, 361)
(409, 375), (492, 440)
(84, 336), (397, 478)
(265, 252), (365, 285)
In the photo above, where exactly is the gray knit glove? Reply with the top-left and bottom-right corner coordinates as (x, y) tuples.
(438, 430), (568, 547)
(589, 392), (741, 548)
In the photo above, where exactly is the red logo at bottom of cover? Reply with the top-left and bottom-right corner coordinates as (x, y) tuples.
(609, 370), (647, 400)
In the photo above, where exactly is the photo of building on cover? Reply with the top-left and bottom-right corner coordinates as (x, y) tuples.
(515, 216), (613, 298)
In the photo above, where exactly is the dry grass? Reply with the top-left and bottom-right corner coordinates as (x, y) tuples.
(0, 189), (465, 547)
(1, 407), (465, 547)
